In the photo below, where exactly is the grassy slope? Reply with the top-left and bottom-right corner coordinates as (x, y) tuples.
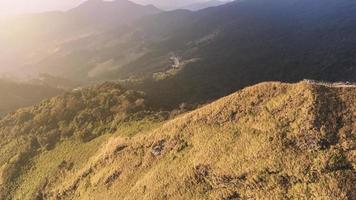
(30, 81), (355, 200)
(0, 82), (168, 200)
(13, 120), (161, 200)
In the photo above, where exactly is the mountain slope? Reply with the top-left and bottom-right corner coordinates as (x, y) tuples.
(66, 0), (161, 29)
(53, 82), (356, 200)
(16, 0), (356, 108)
(0, 82), (168, 199)
(0, 0), (160, 40)
(135, 0), (356, 108)
(0, 79), (65, 117)
(0, 0), (161, 77)
(2, 81), (354, 199)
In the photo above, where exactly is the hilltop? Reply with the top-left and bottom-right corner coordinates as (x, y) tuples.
(1, 81), (354, 199)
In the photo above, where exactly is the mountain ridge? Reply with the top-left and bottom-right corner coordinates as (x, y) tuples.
(54, 81), (354, 199)
(181, 0), (228, 11)
(0, 81), (355, 199)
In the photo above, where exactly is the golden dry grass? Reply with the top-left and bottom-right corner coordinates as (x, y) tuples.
(29, 81), (355, 200)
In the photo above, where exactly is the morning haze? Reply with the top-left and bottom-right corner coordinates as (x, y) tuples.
(0, 0), (355, 199)
(0, 0), (212, 16)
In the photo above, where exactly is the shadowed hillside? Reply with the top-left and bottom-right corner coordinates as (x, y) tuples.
(6, 0), (355, 109)
(0, 79), (65, 117)
(1, 81), (354, 199)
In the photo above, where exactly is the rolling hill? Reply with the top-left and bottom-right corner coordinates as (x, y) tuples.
(0, 81), (354, 199)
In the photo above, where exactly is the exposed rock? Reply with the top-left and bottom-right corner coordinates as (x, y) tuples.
(151, 140), (166, 156)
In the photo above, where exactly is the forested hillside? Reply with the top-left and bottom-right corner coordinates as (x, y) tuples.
(0, 82), (168, 199)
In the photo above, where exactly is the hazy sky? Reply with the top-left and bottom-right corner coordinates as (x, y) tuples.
(0, 0), (210, 17)
(0, 0), (84, 16)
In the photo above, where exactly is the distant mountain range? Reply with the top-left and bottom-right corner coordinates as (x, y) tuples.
(181, 0), (229, 11)
(133, 0), (226, 10)
(1, 0), (356, 108)
(0, 0), (161, 77)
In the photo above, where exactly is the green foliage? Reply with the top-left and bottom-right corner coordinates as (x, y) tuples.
(11, 119), (161, 200)
(0, 82), (165, 199)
